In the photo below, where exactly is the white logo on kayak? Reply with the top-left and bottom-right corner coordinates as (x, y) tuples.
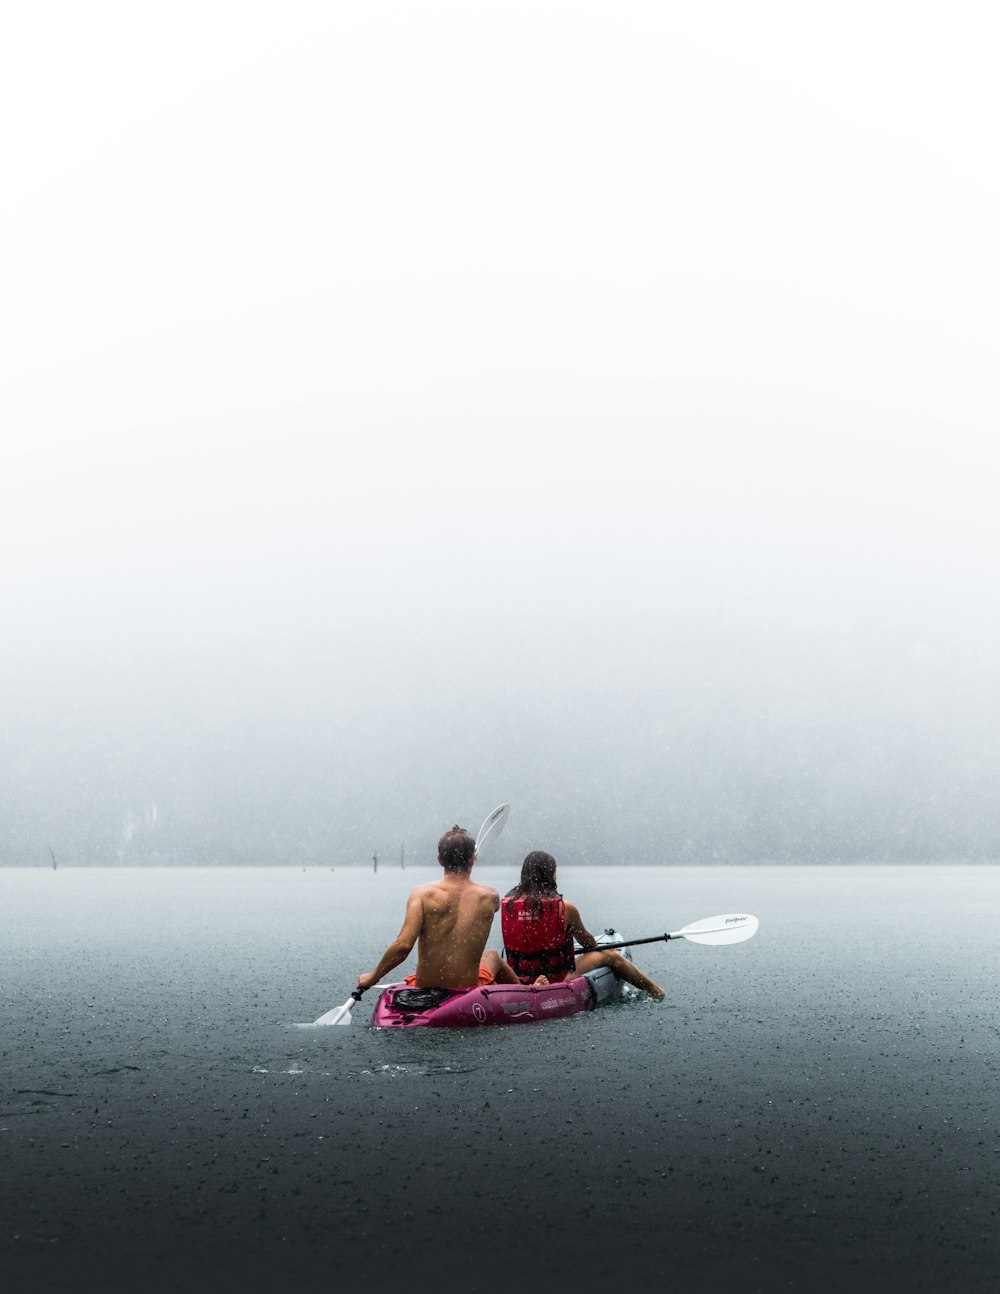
(472, 1003), (487, 1022)
(540, 999), (562, 1011)
(501, 1002), (533, 1017)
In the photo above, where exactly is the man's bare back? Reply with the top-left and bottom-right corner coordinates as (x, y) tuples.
(356, 825), (521, 993)
(409, 873), (499, 986)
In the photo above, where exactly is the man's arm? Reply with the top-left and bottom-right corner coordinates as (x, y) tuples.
(565, 902), (597, 951)
(357, 891), (424, 992)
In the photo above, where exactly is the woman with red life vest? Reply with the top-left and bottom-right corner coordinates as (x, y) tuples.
(500, 851), (666, 998)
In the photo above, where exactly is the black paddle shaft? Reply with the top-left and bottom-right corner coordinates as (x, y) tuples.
(579, 933), (671, 954)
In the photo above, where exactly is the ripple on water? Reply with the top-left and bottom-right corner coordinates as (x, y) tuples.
(251, 1059), (478, 1077)
(360, 1062), (478, 1077)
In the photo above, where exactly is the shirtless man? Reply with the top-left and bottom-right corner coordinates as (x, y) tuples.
(356, 824), (521, 992)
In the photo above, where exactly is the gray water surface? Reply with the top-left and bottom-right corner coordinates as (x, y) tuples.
(2, 865), (998, 1292)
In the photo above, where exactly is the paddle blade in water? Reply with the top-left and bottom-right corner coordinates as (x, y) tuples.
(312, 998), (356, 1026)
(673, 913), (759, 945)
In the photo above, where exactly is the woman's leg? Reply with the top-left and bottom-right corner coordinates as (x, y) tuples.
(573, 948), (665, 997)
(482, 948), (522, 985)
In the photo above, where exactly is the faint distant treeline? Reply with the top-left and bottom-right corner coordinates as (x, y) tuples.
(6, 805), (999, 867)
(4, 674), (1000, 865)
(4, 790), (1000, 867)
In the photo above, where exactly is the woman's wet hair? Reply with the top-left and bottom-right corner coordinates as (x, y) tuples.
(506, 850), (560, 910)
(437, 825), (476, 873)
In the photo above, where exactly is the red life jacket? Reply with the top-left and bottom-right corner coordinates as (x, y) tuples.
(501, 895), (576, 984)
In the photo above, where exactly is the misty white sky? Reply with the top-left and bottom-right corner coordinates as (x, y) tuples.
(2, 2), (998, 863)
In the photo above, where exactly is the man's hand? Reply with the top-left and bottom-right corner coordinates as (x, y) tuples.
(357, 971), (379, 992)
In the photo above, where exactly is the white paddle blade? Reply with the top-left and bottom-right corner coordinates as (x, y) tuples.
(312, 997), (357, 1027)
(672, 913), (759, 945)
(475, 803), (510, 854)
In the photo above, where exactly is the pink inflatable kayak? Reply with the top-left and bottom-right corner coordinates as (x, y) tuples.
(371, 963), (623, 1028)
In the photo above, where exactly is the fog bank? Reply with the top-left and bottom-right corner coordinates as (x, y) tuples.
(3, 4), (997, 865)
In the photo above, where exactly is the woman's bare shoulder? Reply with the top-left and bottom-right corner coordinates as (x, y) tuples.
(563, 900), (589, 933)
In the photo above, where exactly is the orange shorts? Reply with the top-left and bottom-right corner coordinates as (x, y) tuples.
(405, 963), (495, 988)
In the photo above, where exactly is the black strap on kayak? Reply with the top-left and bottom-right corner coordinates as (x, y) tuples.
(390, 987), (462, 1012)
